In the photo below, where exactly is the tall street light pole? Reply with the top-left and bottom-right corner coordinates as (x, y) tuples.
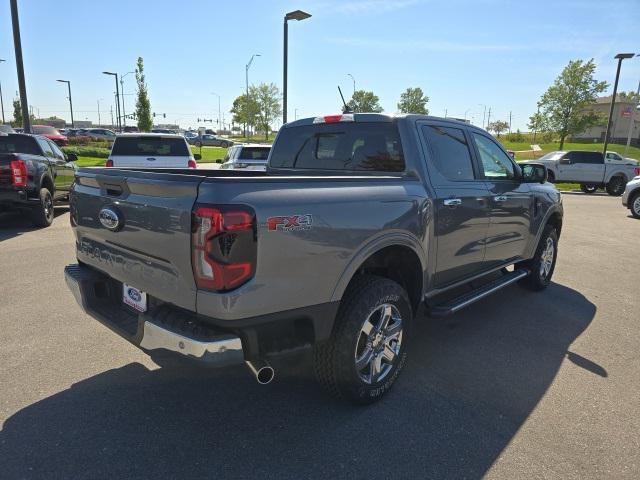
(0, 59), (6, 124)
(103, 71), (121, 131)
(245, 53), (260, 137)
(211, 92), (222, 132)
(56, 79), (74, 128)
(10, 0), (31, 133)
(283, 9), (311, 124)
(120, 71), (134, 128)
(347, 73), (355, 96)
(97, 98), (103, 126)
(603, 53), (636, 157)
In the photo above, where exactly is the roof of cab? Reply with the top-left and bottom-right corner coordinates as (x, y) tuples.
(115, 132), (184, 139)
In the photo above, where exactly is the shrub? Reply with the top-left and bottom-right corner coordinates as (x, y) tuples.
(62, 146), (111, 158)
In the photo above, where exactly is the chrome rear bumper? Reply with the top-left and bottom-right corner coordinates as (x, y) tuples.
(64, 263), (244, 368)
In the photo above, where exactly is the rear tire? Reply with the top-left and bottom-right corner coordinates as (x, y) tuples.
(580, 184), (598, 194)
(518, 225), (558, 291)
(313, 275), (411, 405)
(31, 188), (54, 228)
(606, 176), (626, 196)
(630, 192), (640, 219)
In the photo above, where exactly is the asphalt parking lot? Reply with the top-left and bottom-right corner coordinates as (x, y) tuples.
(0, 193), (638, 479)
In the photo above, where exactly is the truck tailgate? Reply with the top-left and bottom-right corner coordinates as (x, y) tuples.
(71, 168), (202, 310)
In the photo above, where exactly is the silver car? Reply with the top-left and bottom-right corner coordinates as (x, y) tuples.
(622, 175), (640, 218)
(86, 128), (117, 141)
(220, 144), (271, 171)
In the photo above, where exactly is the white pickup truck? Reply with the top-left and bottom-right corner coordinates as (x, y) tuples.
(524, 150), (640, 195)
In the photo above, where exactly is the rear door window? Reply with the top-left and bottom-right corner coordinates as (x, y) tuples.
(270, 122), (404, 172)
(421, 125), (475, 181)
(111, 136), (189, 156)
(36, 137), (55, 158)
(572, 151), (603, 164)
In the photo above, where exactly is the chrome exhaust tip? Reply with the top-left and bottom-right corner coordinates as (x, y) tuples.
(245, 359), (275, 385)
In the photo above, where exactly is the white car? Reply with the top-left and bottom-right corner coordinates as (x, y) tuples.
(220, 144), (271, 171)
(622, 176), (640, 218)
(107, 133), (199, 168)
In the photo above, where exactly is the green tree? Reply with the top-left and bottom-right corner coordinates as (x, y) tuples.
(397, 87), (429, 114)
(12, 94), (22, 127)
(250, 83), (281, 140)
(230, 93), (259, 134)
(135, 57), (153, 132)
(618, 90), (640, 103)
(529, 59), (608, 149)
(487, 120), (510, 138)
(346, 90), (383, 113)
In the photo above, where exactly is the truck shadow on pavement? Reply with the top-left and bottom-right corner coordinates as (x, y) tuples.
(1, 282), (596, 479)
(0, 207), (68, 242)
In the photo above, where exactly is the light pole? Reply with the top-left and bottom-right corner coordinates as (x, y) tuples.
(211, 92), (222, 133)
(347, 73), (355, 96)
(0, 58), (5, 124)
(245, 53), (260, 137)
(478, 104), (487, 128)
(103, 71), (121, 131)
(464, 108), (471, 121)
(603, 53), (636, 157)
(10, 0), (31, 133)
(283, 9), (311, 124)
(120, 71), (134, 128)
(56, 79), (74, 128)
(97, 98), (103, 126)
(624, 79), (640, 157)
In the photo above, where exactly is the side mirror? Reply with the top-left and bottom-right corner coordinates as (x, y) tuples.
(522, 163), (547, 184)
(193, 153), (202, 161)
(559, 157), (571, 165)
(66, 152), (78, 162)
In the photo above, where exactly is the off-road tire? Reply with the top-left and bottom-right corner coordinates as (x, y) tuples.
(31, 188), (54, 228)
(518, 225), (558, 291)
(313, 275), (412, 405)
(606, 176), (626, 196)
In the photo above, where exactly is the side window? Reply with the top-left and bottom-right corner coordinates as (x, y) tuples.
(421, 125), (475, 181)
(48, 140), (66, 160)
(472, 133), (515, 180)
(36, 137), (54, 158)
(606, 152), (620, 161)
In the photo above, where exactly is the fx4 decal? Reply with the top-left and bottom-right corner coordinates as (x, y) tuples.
(267, 214), (313, 232)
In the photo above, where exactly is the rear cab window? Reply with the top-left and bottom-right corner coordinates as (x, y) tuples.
(238, 147), (270, 161)
(0, 135), (41, 155)
(270, 122), (404, 172)
(111, 136), (190, 156)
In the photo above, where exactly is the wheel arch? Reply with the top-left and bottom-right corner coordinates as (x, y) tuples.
(330, 234), (426, 314)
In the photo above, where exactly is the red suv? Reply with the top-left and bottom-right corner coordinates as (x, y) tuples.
(32, 125), (68, 146)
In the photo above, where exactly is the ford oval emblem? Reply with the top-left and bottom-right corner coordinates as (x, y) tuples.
(127, 288), (141, 302)
(99, 207), (122, 231)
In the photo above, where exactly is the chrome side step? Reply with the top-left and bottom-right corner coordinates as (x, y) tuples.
(427, 269), (530, 318)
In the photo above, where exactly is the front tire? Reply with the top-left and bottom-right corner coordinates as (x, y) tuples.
(31, 188), (54, 228)
(580, 184), (598, 194)
(313, 275), (412, 405)
(518, 225), (558, 291)
(630, 192), (640, 219)
(606, 176), (626, 196)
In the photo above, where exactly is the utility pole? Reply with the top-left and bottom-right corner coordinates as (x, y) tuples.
(110, 105), (114, 128)
(245, 54), (260, 138)
(509, 111), (512, 134)
(486, 107), (492, 128)
(444, 108), (447, 118)
(97, 99), (102, 126)
(624, 79), (640, 157)
(10, 0), (31, 133)
(56, 80), (74, 127)
(603, 53), (635, 157)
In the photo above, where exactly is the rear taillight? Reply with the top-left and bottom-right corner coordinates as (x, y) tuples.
(635, 167), (640, 177)
(191, 206), (256, 292)
(188, 159), (197, 169)
(105, 159), (114, 167)
(10, 159), (27, 187)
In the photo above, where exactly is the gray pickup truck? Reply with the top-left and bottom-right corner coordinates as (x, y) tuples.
(65, 113), (563, 404)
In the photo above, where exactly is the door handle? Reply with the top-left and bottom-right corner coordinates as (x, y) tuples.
(146, 157), (157, 161)
(494, 195), (508, 202)
(443, 198), (462, 207)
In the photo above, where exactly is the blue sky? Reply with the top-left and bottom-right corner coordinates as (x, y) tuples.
(0, 0), (638, 130)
